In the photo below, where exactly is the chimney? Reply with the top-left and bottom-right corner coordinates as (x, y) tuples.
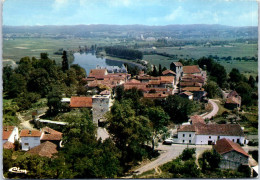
(29, 130), (32, 135)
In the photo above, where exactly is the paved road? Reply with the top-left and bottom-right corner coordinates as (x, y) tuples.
(202, 99), (219, 119)
(129, 143), (258, 177)
(97, 127), (110, 141)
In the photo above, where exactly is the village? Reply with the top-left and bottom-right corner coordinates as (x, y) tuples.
(3, 60), (258, 178)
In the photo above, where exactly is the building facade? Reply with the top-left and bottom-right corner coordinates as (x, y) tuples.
(92, 94), (111, 125)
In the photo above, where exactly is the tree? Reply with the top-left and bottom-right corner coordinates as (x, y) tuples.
(106, 100), (151, 163)
(203, 81), (219, 98)
(3, 149), (13, 173)
(145, 106), (169, 150)
(248, 75), (256, 88)
(162, 95), (195, 123)
(235, 82), (253, 106)
(3, 65), (13, 92)
(229, 68), (243, 84)
(181, 148), (196, 161)
(40, 52), (49, 60)
(210, 63), (227, 88)
(152, 65), (158, 76)
(238, 164), (251, 177)
(158, 64), (162, 76)
(27, 68), (51, 97)
(47, 86), (62, 115)
(7, 73), (27, 98)
(60, 110), (122, 178)
(200, 150), (221, 171)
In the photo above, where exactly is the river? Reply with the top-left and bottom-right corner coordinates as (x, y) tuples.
(72, 52), (145, 75)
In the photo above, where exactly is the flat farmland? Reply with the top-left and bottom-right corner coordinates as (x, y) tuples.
(140, 43), (258, 76)
(3, 38), (126, 62)
(139, 43), (257, 59)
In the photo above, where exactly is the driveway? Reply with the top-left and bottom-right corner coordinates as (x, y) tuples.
(202, 99), (219, 119)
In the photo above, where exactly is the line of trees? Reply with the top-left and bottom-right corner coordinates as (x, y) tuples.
(105, 46), (143, 60)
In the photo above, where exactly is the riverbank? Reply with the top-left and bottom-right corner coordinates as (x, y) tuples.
(104, 55), (147, 70)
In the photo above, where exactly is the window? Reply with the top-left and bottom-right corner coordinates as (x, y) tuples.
(189, 140), (191, 143)
(189, 134), (191, 137)
(183, 140), (185, 143)
(232, 139), (235, 142)
(24, 143), (29, 146)
(183, 134), (185, 137)
(209, 136), (211, 139)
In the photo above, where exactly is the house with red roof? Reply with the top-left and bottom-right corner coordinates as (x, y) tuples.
(179, 91), (193, 100)
(40, 127), (63, 147)
(3, 126), (19, 145)
(70, 96), (92, 108)
(214, 138), (249, 169)
(20, 129), (43, 151)
(183, 65), (201, 76)
(26, 141), (58, 158)
(181, 87), (206, 101)
(177, 123), (246, 145)
(225, 90), (241, 109)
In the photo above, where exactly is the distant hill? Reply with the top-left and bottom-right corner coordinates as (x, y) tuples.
(3, 24), (258, 39)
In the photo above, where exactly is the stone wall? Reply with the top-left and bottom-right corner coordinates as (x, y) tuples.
(92, 95), (111, 125)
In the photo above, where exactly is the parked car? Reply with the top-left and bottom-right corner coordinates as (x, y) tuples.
(163, 138), (174, 145)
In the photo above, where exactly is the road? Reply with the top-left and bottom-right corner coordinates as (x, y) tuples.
(129, 143), (258, 177)
(202, 99), (219, 119)
(97, 127), (110, 141)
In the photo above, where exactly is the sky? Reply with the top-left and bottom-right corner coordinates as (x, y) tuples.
(3, 0), (258, 26)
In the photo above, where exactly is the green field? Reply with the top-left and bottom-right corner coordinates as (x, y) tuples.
(3, 38), (258, 77)
(141, 43), (258, 76)
(3, 37), (134, 62)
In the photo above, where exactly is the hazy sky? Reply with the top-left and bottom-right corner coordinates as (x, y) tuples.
(3, 0), (258, 26)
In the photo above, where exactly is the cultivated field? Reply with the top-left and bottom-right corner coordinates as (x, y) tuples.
(3, 38), (257, 76)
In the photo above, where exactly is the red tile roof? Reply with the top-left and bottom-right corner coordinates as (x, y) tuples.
(180, 81), (201, 87)
(143, 93), (168, 99)
(100, 90), (111, 95)
(88, 69), (107, 77)
(3, 126), (15, 140)
(178, 125), (196, 132)
(183, 65), (201, 74)
(20, 129), (42, 137)
(26, 141), (58, 158)
(227, 90), (239, 98)
(180, 91), (193, 96)
(172, 62), (183, 66)
(160, 76), (174, 83)
(162, 70), (176, 75)
(190, 115), (205, 124)
(178, 124), (244, 136)
(182, 87), (204, 92)
(41, 127), (62, 141)
(214, 138), (249, 157)
(3, 141), (15, 149)
(149, 80), (161, 85)
(70, 96), (92, 108)
(226, 96), (240, 105)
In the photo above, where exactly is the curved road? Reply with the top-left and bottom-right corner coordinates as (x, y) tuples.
(125, 143), (258, 177)
(201, 99), (219, 119)
(124, 99), (220, 177)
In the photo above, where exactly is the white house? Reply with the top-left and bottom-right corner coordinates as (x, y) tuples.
(3, 126), (19, 144)
(20, 129), (43, 151)
(177, 123), (246, 145)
